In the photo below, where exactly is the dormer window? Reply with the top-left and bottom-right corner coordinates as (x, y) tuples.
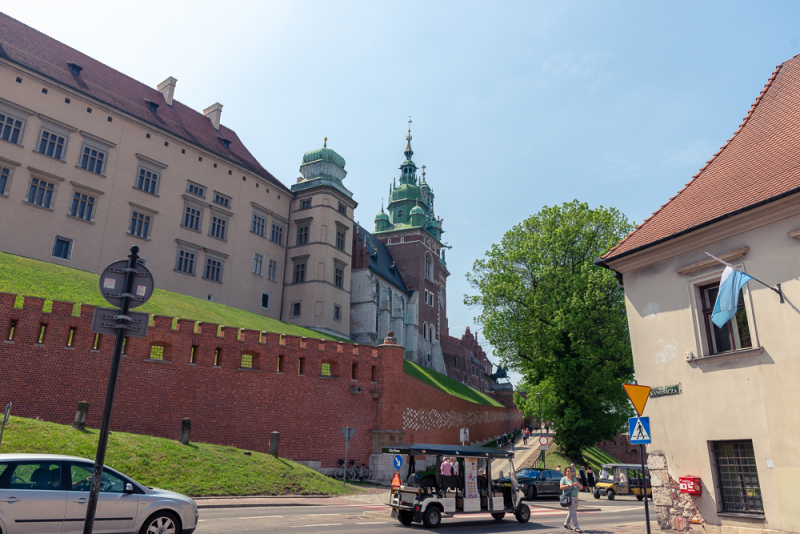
(219, 137), (231, 149)
(67, 62), (83, 76)
(145, 99), (159, 113)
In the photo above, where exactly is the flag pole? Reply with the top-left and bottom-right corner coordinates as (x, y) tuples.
(704, 252), (783, 303)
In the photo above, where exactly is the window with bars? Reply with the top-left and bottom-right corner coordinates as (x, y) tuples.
(176, 249), (195, 275)
(129, 211), (150, 238)
(0, 167), (8, 195)
(253, 253), (264, 275)
(271, 224), (284, 245)
(712, 440), (764, 514)
(149, 345), (165, 360)
(336, 229), (345, 250)
(70, 192), (94, 221)
(210, 216), (227, 240)
(204, 258), (223, 282)
(27, 178), (56, 208)
(183, 205), (202, 231)
(241, 354), (253, 368)
(38, 130), (67, 159)
(334, 266), (344, 288)
(297, 225), (309, 246)
(252, 213), (266, 237)
(267, 259), (278, 281)
(293, 262), (306, 284)
(135, 167), (159, 194)
(320, 362), (331, 376)
(80, 146), (106, 174)
(0, 113), (24, 144)
(701, 282), (752, 354)
(52, 236), (72, 260)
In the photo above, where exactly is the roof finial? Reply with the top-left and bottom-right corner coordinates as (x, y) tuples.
(323, 136), (327, 148)
(421, 164), (426, 180)
(407, 116), (412, 140)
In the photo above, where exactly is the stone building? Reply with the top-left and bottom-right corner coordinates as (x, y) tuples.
(599, 55), (800, 533)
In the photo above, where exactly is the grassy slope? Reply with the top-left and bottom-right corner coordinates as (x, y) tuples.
(0, 252), (348, 341)
(0, 417), (354, 496)
(542, 443), (621, 471)
(403, 360), (504, 407)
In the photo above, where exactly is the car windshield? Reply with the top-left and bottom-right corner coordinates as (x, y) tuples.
(516, 469), (539, 478)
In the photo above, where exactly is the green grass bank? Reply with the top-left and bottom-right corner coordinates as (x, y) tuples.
(0, 417), (354, 496)
(403, 360), (504, 407)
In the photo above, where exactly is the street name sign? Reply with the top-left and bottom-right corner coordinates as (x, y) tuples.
(650, 384), (681, 398)
(629, 416), (651, 444)
(623, 383), (651, 416)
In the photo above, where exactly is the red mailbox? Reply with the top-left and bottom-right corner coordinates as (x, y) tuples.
(679, 476), (702, 495)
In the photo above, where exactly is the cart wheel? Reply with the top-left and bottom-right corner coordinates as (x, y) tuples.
(398, 510), (414, 525)
(636, 495), (644, 501)
(491, 512), (506, 521)
(515, 503), (531, 524)
(422, 506), (442, 528)
(593, 490), (601, 500)
(608, 491), (615, 500)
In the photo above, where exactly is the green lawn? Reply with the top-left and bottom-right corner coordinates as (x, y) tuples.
(0, 416), (355, 496)
(540, 443), (622, 472)
(403, 360), (504, 407)
(0, 252), (349, 341)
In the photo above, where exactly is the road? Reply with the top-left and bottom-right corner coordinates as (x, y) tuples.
(195, 497), (655, 533)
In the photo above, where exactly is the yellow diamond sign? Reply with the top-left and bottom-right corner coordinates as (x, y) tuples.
(623, 383), (651, 417)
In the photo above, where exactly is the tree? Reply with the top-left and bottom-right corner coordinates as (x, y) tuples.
(466, 200), (635, 459)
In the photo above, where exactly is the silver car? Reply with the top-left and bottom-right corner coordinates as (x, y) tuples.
(0, 454), (198, 534)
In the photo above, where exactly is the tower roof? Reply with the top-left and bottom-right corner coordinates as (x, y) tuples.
(302, 138), (346, 169)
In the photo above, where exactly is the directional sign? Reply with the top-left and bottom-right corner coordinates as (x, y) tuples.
(538, 436), (549, 446)
(99, 259), (154, 309)
(393, 455), (403, 469)
(91, 307), (150, 337)
(623, 383), (651, 416)
(629, 416), (651, 444)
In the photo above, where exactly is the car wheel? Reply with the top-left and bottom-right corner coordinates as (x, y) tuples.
(398, 510), (414, 525)
(491, 512), (506, 521)
(527, 486), (537, 500)
(139, 510), (180, 534)
(422, 506), (442, 528)
(608, 491), (615, 500)
(593, 489), (601, 500)
(515, 503), (531, 523)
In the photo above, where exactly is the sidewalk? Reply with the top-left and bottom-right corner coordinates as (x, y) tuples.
(193, 495), (356, 509)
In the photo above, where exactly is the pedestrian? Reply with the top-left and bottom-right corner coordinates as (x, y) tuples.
(599, 466), (608, 481)
(511, 435), (515, 452)
(440, 457), (452, 476)
(522, 432), (528, 446)
(451, 458), (459, 476)
(557, 464), (562, 474)
(579, 466), (588, 493)
(586, 467), (596, 494)
(560, 466), (584, 532)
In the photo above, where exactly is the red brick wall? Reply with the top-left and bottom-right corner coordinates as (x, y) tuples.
(595, 433), (648, 464)
(402, 373), (524, 444)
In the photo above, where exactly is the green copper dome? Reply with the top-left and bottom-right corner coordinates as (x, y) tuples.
(302, 142), (346, 169)
(410, 205), (425, 216)
(375, 210), (390, 221)
(389, 183), (423, 203)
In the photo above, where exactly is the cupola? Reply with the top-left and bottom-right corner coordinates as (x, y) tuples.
(375, 206), (391, 232)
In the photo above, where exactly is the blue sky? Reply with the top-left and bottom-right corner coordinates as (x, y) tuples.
(7, 1), (800, 384)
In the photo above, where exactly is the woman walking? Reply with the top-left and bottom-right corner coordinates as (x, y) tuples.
(586, 467), (596, 494)
(561, 466), (584, 532)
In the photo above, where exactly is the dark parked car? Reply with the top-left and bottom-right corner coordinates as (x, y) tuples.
(497, 468), (564, 500)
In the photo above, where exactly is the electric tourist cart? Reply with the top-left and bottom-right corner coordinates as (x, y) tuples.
(594, 463), (652, 501)
(383, 443), (532, 528)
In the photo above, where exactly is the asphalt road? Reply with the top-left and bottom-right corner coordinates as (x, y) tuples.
(195, 498), (655, 533)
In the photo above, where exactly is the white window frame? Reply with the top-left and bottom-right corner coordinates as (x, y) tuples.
(181, 197), (206, 233)
(77, 131), (115, 177)
(127, 202), (157, 241)
(251, 207), (268, 238)
(0, 98), (33, 146)
(271, 223), (285, 245)
(253, 252), (264, 276)
(25, 169), (64, 211)
(175, 240), (201, 276)
(203, 252), (226, 284)
(36, 116), (76, 161)
(134, 153), (167, 196)
(67, 181), (103, 224)
(209, 209), (230, 241)
(51, 235), (74, 261)
(267, 258), (279, 281)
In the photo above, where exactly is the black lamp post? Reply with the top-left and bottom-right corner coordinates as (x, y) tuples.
(537, 392), (542, 437)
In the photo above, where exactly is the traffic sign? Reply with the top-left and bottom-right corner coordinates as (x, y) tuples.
(393, 455), (403, 469)
(91, 307), (149, 337)
(342, 426), (356, 443)
(99, 259), (154, 309)
(538, 436), (549, 446)
(623, 383), (651, 416)
(539, 445), (549, 451)
(629, 416), (651, 444)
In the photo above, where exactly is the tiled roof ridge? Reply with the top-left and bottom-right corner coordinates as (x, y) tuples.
(0, 12), (286, 191)
(603, 62), (784, 260)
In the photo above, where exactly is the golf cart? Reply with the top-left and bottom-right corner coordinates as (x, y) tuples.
(594, 463), (652, 501)
(383, 443), (532, 528)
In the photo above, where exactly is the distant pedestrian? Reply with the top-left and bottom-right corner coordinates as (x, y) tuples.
(451, 458), (459, 476)
(599, 467), (609, 480)
(441, 457), (452, 476)
(561, 466), (584, 532)
(587, 467), (596, 494)
(557, 464), (562, 474)
(579, 466), (588, 493)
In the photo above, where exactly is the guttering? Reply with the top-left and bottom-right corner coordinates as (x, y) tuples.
(592, 257), (624, 290)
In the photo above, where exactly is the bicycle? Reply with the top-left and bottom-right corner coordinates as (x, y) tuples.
(334, 459), (346, 481)
(357, 463), (371, 481)
(346, 459), (359, 481)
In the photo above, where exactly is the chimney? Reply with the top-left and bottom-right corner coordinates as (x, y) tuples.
(203, 103), (223, 130)
(157, 77), (177, 106)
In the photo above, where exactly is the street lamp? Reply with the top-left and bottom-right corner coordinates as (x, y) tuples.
(536, 392), (542, 438)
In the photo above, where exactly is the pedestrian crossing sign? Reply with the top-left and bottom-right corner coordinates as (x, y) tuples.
(629, 416), (651, 444)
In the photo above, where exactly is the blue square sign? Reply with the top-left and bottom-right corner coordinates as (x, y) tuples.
(629, 416), (651, 444)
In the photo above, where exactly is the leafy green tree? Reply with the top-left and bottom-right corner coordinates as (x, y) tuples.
(466, 201), (635, 459)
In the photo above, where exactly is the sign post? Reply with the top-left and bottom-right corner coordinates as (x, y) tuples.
(0, 402), (11, 446)
(459, 427), (469, 446)
(537, 436), (549, 468)
(341, 426), (356, 487)
(624, 383), (652, 534)
(84, 246), (153, 534)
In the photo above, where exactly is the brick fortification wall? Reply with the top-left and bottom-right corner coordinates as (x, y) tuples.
(0, 293), (522, 468)
(0, 293), (393, 467)
(402, 373), (524, 444)
(595, 433), (648, 465)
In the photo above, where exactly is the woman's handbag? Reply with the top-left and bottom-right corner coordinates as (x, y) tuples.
(560, 492), (572, 507)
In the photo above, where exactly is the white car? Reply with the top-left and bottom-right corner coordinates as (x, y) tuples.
(0, 454), (198, 534)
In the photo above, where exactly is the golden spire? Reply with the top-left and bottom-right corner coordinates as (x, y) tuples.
(323, 137), (327, 148)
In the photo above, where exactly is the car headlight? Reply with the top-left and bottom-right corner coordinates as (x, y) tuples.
(189, 499), (198, 512)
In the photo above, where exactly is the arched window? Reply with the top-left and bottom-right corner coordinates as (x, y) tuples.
(429, 325), (435, 342)
(423, 322), (428, 338)
(425, 253), (432, 279)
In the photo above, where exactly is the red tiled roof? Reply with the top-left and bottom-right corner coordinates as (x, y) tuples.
(604, 55), (800, 261)
(0, 13), (287, 191)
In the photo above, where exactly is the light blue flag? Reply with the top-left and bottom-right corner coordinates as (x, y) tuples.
(711, 266), (752, 328)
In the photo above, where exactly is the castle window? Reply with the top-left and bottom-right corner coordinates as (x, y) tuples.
(187, 181), (205, 197)
(129, 211), (151, 239)
(37, 129), (67, 160)
(253, 252), (263, 275)
(338, 203), (347, 215)
(213, 192), (231, 208)
(398, 210), (403, 218)
(79, 146), (106, 175)
(0, 112), (25, 145)
(183, 204), (202, 232)
(293, 262), (306, 284)
(267, 259), (278, 281)
(27, 177), (57, 209)
(135, 167), (159, 195)
(69, 191), (95, 222)
(297, 225), (309, 246)
(334, 266), (344, 288)
(261, 291), (270, 310)
(241, 354), (253, 368)
(336, 229), (345, 251)
(271, 224), (284, 245)
(300, 199), (311, 209)
(204, 257), (223, 282)
(334, 304), (342, 322)
(321, 362), (331, 376)
(423, 322), (428, 338)
(52, 236), (73, 260)
(175, 247), (196, 275)
(425, 253), (432, 280)
(209, 215), (228, 240)
(291, 302), (302, 317)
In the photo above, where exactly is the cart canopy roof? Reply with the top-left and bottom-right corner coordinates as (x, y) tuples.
(602, 463), (649, 470)
(382, 443), (515, 459)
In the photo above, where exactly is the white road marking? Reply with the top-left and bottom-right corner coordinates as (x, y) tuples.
(238, 515), (284, 519)
(357, 522), (388, 524)
(291, 524), (342, 528)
